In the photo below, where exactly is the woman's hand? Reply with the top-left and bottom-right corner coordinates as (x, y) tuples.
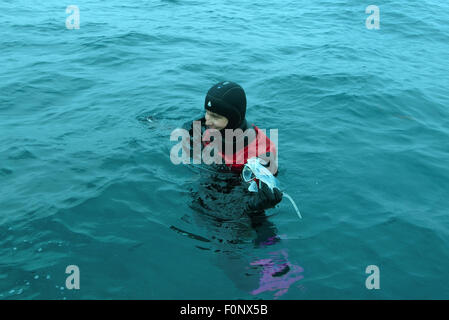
(246, 182), (283, 212)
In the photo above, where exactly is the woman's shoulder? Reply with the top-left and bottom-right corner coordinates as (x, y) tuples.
(182, 116), (205, 132)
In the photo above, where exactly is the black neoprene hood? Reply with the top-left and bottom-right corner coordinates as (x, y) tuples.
(204, 81), (247, 129)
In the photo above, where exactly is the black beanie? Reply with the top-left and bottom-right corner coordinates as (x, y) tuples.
(204, 81), (247, 129)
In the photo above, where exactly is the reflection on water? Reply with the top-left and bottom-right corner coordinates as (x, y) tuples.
(183, 164), (304, 298)
(250, 247), (304, 298)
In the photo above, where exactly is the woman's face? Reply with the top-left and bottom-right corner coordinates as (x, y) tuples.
(205, 110), (229, 130)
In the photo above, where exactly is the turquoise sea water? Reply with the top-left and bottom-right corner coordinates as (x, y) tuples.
(1, 0), (449, 299)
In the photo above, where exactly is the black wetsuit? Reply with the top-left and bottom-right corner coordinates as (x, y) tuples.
(182, 116), (279, 247)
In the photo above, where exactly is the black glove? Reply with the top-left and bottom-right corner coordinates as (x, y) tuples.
(245, 182), (283, 212)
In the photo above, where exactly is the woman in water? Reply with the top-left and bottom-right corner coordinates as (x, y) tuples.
(183, 81), (283, 215)
(179, 82), (304, 297)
